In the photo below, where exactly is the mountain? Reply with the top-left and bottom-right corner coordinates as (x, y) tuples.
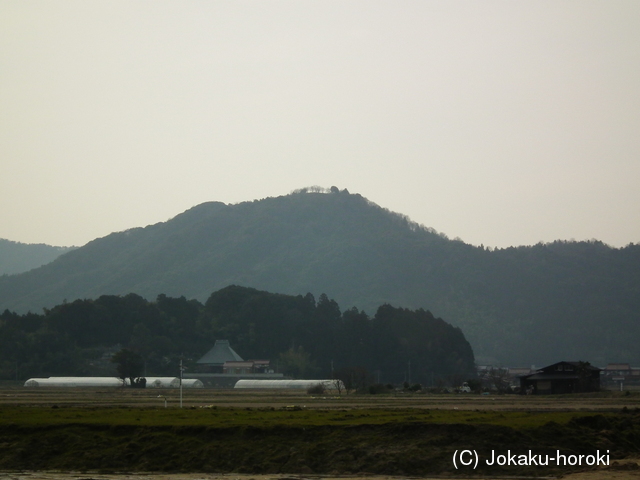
(1, 188), (639, 366)
(0, 239), (75, 275)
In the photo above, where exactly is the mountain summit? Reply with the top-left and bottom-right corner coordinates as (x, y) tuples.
(1, 188), (639, 366)
(0, 188), (448, 311)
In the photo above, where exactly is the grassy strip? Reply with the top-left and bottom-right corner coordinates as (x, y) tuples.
(0, 405), (611, 428)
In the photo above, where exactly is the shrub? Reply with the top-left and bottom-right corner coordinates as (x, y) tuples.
(307, 383), (326, 395)
(368, 383), (388, 394)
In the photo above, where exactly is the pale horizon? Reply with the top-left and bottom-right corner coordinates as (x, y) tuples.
(2, 1), (639, 249)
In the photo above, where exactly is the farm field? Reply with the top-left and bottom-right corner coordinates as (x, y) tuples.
(2, 385), (640, 410)
(0, 387), (639, 479)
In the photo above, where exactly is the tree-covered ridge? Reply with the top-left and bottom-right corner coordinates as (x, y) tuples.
(0, 285), (475, 383)
(0, 238), (75, 275)
(0, 190), (451, 315)
(0, 188), (638, 366)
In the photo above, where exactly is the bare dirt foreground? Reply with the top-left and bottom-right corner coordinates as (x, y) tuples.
(3, 461), (640, 480)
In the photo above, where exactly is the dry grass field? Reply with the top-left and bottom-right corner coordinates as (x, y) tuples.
(1, 385), (640, 411)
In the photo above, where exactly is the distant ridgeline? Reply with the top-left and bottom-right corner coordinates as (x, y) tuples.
(0, 285), (475, 383)
(0, 188), (639, 366)
(0, 238), (75, 275)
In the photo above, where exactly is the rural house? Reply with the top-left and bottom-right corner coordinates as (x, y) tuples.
(186, 339), (282, 388)
(195, 339), (244, 373)
(519, 361), (601, 394)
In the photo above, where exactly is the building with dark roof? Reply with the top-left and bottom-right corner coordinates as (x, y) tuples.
(519, 361), (601, 395)
(196, 340), (244, 373)
(188, 340), (283, 387)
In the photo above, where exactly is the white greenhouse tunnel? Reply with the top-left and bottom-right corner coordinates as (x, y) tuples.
(23, 377), (204, 388)
(234, 379), (345, 390)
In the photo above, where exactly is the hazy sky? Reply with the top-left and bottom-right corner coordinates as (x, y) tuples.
(2, 1), (639, 248)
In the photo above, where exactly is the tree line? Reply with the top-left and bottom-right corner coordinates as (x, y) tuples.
(0, 285), (475, 384)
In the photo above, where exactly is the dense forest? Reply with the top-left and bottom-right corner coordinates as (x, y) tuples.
(0, 285), (475, 385)
(0, 238), (74, 275)
(1, 188), (639, 366)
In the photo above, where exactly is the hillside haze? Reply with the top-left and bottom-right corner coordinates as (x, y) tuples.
(1, 188), (639, 366)
(0, 239), (75, 275)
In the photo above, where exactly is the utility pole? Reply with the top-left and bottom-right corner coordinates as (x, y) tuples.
(179, 358), (184, 409)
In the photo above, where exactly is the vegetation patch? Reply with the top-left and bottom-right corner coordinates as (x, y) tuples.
(0, 285), (475, 385)
(1, 406), (639, 476)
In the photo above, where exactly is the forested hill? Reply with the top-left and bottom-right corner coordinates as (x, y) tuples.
(1, 188), (639, 366)
(0, 239), (75, 275)
(0, 286), (475, 383)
